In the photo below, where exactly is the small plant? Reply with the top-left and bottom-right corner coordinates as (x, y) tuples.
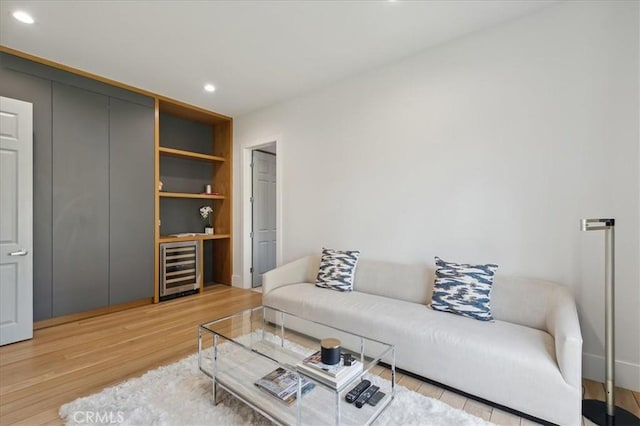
(200, 206), (213, 229)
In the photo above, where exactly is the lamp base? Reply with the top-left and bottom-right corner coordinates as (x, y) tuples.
(583, 400), (640, 426)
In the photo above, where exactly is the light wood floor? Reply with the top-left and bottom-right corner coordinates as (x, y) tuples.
(1, 285), (638, 426)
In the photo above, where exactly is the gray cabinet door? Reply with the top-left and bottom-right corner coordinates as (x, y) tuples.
(52, 82), (109, 316)
(109, 98), (154, 304)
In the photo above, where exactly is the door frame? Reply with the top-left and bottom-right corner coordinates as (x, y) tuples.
(241, 136), (283, 289)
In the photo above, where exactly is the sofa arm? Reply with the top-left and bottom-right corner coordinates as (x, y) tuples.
(545, 287), (583, 388)
(263, 256), (318, 295)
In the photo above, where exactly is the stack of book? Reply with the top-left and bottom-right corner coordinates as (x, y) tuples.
(254, 367), (316, 405)
(297, 351), (363, 388)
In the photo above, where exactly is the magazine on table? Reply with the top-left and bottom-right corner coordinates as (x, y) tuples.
(254, 367), (316, 405)
(297, 351), (363, 388)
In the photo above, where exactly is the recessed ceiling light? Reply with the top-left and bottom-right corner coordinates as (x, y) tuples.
(204, 84), (216, 93)
(13, 10), (34, 24)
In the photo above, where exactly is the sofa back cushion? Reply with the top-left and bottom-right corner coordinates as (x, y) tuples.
(352, 258), (434, 305)
(491, 275), (559, 331)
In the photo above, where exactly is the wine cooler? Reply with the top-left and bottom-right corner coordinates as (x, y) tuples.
(160, 241), (200, 299)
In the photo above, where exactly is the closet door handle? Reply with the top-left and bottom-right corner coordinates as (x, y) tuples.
(8, 249), (29, 256)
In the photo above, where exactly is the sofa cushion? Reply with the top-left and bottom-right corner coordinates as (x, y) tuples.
(429, 257), (498, 321)
(315, 248), (361, 291)
(352, 258), (434, 305)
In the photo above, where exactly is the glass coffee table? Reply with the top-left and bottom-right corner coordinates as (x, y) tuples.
(198, 306), (395, 425)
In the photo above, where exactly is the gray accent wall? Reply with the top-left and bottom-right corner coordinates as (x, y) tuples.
(159, 156), (213, 193)
(52, 82), (110, 316)
(0, 53), (155, 320)
(159, 198), (211, 236)
(159, 113), (213, 154)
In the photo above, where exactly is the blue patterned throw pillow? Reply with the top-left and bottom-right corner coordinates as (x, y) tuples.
(315, 248), (361, 292)
(429, 257), (498, 321)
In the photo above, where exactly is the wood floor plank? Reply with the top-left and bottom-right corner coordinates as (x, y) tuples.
(369, 364), (385, 376)
(462, 398), (492, 421)
(583, 379), (606, 400)
(616, 387), (640, 417)
(397, 374), (423, 391)
(415, 380), (444, 399)
(376, 366), (393, 381)
(490, 408), (522, 426)
(439, 389), (466, 410)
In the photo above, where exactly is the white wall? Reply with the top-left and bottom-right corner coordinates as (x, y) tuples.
(234, 1), (640, 390)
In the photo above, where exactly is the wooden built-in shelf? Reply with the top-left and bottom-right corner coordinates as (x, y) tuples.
(159, 234), (231, 243)
(159, 146), (225, 162)
(159, 192), (225, 200)
(155, 97), (233, 303)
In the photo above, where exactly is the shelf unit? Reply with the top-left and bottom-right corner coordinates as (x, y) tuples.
(154, 98), (232, 302)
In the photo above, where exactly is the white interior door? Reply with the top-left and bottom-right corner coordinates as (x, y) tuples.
(0, 96), (33, 346)
(252, 150), (276, 287)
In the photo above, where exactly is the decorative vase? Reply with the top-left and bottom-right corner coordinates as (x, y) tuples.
(205, 226), (214, 235)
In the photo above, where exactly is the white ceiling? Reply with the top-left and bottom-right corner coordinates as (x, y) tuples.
(0, 1), (555, 116)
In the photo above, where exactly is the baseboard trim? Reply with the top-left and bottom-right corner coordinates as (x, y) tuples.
(583, 353), (640, 392)
(231, 274), (243, 287)
(34, 297), (153, 330)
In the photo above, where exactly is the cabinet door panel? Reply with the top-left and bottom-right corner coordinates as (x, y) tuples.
(109, 98), (154, 304)
(52, 83), (109, 316)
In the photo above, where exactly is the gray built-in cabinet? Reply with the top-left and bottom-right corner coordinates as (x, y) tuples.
(0, 53), (154, 320)
(109, 98), (154, 305)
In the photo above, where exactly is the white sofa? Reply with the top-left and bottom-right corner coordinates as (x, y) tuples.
(263, 255), (583, 426)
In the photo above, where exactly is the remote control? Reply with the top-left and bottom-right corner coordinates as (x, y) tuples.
(345, 380), (371, 403)
(367, 390), (385, 406)
(355, 385), (379, 408)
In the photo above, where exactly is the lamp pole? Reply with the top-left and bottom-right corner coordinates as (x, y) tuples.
(581, 218), (638, 425)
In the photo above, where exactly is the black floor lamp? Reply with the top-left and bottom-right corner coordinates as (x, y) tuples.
(581, 218), (639, 426)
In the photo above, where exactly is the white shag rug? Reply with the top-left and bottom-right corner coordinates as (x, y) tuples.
(60, 334), (495, 426)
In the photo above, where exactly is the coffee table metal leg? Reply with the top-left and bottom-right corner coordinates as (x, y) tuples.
(335, 388), (341, 426)
(391, 346), (396, 397)
(296, 377), (302, 425)
(197, 327), (202, 372)
(212, 334), (219, 405)
(279, 311), (285, 347)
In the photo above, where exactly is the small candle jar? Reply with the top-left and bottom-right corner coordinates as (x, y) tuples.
(320, 338), (341, 365)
